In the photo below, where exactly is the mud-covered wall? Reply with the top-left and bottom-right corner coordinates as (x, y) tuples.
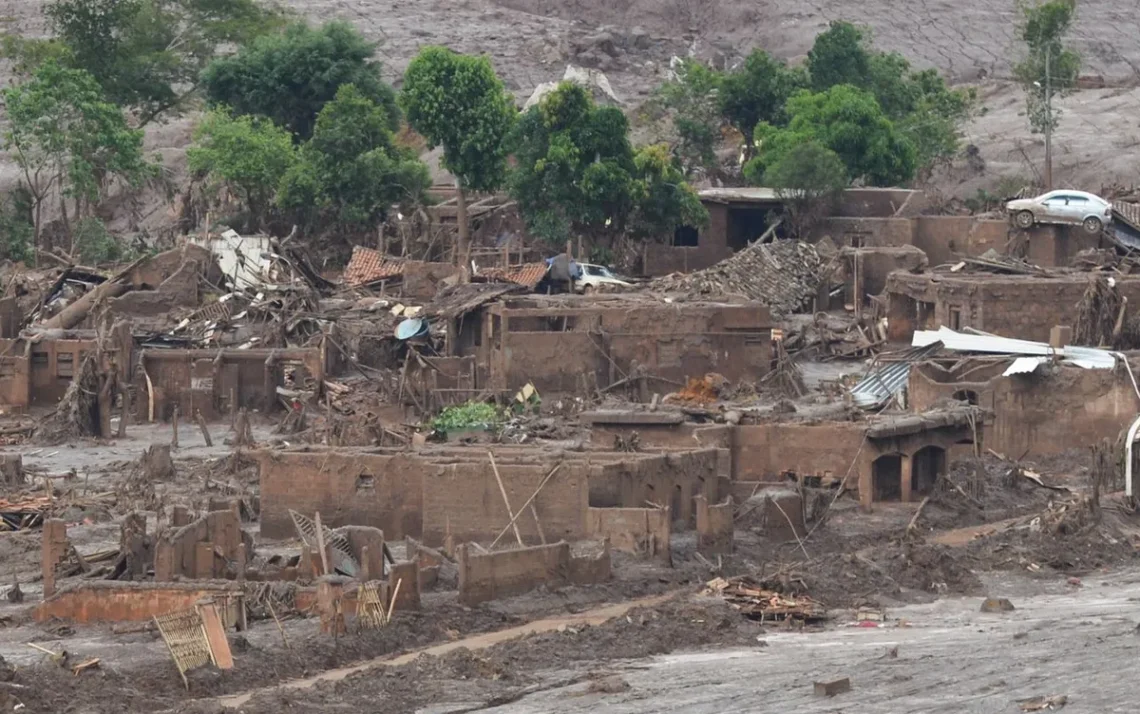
(887, 274), (1140, 342)
(154, 509), (243, 581)
(695, 495), (734, 554)
(257, 451), (426, 540)
(487, 301), (770, 394)
(586, 507), (670, 561)
(456, 541), (610, 605)
(421, 459), (590, 547)
(989, 367), (1138, 457)
(35, 582), (243, 623)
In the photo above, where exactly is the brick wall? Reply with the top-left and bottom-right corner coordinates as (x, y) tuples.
(821, 217), (915, 247)
(586, 507), (670, 563)
(457, 541), (610, 605)
(589, 449), (722, 526)
(642, 244), (731, 277)
(989, 367), (1139, 457)
(735, 423), (866, 483)
(35, 581), (242, 623)
(887, 274), (1140, 342)
(155, 509), (243, 580)
(912, 217), (1009, 265)
(421, 460), (589, 546)
(695, 495), (734, 554)
(258, 451), (426, 540)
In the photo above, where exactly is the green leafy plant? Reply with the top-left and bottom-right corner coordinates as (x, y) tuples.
(431, 401), (503, 432)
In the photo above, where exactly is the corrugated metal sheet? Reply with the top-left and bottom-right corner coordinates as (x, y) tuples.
(1002, 356), (1046, 376)
(851, 342), (943, 409)
(913, 327), (1115, 370)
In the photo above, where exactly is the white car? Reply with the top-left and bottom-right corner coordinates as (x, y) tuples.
(575, 264), (631, 293)
(1006, 189), (1113, 234)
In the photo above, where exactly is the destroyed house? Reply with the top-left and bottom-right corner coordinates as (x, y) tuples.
(886, 272), (1140, 342)
(0, 327), (132, 412)
(908, 354), (1140, 459)
(441, 294), (771, 395)
(582, 407), (979, 508)
(139, 346), (325, 421)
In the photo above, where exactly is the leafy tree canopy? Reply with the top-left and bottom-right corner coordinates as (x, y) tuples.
(278, 84), (430, 230)
(508, 82), (638, 244)
(5, 0), (282, 124)
(718, 49), (806, 141)
(653, 58), (724, 174)
(401, 46), (516, 193)
(756, 140), (847, 238)
(1014, 0), (1079, 133)
(629, 143), (708, 240)
(806, 20), (870, 92)
(201, 20), (398, 140)
(746, 85), (917, 187)
(806, 21), (976, 170)
(3, 60), (151, 245)
(187, 109), (297, 229)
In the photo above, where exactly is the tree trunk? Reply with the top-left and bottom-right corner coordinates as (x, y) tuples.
(32, 199), (42, 267)
(59, 192), (72, 255)
(456, 179), (470, 279)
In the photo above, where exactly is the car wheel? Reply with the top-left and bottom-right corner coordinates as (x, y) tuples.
(1015, 210), (1035, 229)
(581, 285), (594, 295)
(1082, 216), (1104, 234)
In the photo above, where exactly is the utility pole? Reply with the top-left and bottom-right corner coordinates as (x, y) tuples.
(1044, 45), (1053, 191)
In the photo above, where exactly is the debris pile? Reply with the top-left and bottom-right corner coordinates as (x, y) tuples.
(704, 576), (827, 623)
(647, 240), (826, 316)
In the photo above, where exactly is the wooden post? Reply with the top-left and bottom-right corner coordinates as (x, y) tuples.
(488, 451), (523, 547)
(195, 410), (213, 447)
(314, 511), (330, 575)
(171, 404), (180, 449)
(116, 384), (129, 438)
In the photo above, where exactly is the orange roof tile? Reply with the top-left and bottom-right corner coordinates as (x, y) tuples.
(344, 246), (405, 286)
(482, 263), (548, 289)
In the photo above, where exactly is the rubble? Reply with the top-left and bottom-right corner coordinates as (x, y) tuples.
(704, 576), (828, 623)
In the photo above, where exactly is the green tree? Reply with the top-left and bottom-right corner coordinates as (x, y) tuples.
(401, 47), (516, 268)
(804, 21), (975, 172)
(654, 58), (724, 175)
(508, 82), (638, 245)
(201, 20), (399, 140)
(187, 109), (298, 230)
(6, 0), (282, 124)
(0, 189), (35, 264)
(629, 143), (708, 240)
(755, 141), (848, 238)
(279, 84), (430, 231)
(806, 20), (871, 92)
(718, 49), (806, 145)
(2, 60), (151, 251)
(746, 85), (916, 187)
(1014, 0), (1079, 134)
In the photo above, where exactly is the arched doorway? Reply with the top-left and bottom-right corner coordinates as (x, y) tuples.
(912, 446), (947, 495)
(872, 455), (903, 501)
